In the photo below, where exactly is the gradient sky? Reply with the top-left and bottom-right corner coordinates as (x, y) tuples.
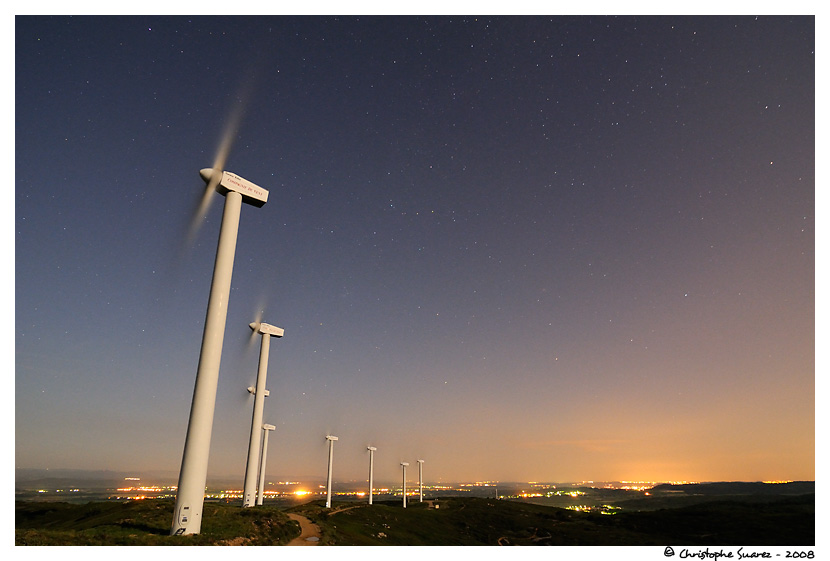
(14, 14), (815, 486)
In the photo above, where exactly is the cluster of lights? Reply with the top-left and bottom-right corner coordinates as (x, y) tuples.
(333, 490), (374, 497)
(207, 491), (243, 500)
(565, 504), (620, 515)
(618, 484), (655, 491)
(110, 492), (177, 500)
(515, 489), (584, 499)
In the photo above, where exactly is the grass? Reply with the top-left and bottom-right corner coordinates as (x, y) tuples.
(15, 499), (299, 545)
(289, 497), (679, 545)
(15, 493), (814, 546)
(286, 494), (814, 546)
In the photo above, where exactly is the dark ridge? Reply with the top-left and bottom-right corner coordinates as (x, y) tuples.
(650, 481), (815, 496)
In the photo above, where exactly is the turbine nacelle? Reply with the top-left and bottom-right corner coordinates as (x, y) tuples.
(247, 386), (270, 397)
(249, 321), (284, 337)
(262, 424), (276, 431)
(200, 168), (269, 207)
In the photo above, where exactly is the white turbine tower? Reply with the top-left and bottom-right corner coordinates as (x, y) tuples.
(417, 459), (424, 502)
(171, 167), (269, 536)
(242, 321), (284, 507)
(325, 435), (338, 508)
(400, 462), (409, 508)
(367, 446), (377, 505)
(257, 424), (276, 506)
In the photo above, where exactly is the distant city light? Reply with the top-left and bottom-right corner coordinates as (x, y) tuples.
(21, 477), (799, 511)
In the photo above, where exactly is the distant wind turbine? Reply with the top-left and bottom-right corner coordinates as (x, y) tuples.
(417, 459), (424, 502)
(242, 321), (284, 507)
(257, 424), (276, 506)
(325, 435), (338, 508)
(401, 462), (409, 508)
(367, 446), (377, 505)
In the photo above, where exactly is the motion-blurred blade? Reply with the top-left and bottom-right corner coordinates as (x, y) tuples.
(184, 103), (244, 248)
(248, 307), (264, 349)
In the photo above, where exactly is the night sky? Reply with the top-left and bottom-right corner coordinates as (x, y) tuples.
(15, 14), (815, 486)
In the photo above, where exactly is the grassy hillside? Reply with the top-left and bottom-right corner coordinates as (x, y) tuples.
(292, 495), (814, 546)
(16, 494), (814, 546)
(15, 500), (299, 545)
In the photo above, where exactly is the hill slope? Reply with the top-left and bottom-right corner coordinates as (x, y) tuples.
(292, 496), (814, 546)
(16, 494), (814, 546)
(15, 500), (299, 545)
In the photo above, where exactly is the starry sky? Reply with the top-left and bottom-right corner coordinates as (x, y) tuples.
(14, 14), (815, 486)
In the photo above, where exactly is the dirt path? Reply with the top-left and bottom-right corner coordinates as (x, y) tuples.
(327, 504), (363, 516)
(286, 513), (321, 546)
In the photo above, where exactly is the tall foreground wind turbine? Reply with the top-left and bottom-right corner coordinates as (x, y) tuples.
(367, 446), (377, 505)
(257, 424), (276, 506)
(325, 435), (338, 508)
(171, 167), (269, 536)
(242, 321), (284, 507)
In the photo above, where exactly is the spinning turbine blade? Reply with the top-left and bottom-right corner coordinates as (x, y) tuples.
(185, 104), (244, 248)
(248, 308), (265, 349)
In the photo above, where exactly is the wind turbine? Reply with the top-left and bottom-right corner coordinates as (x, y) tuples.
(257, 424), (276, 506)
(367, 446), (377, 505)
(242, 321), (284, 507)
(171, 164), (269, 536)
(417, 459), (424, 502)
(325, 435), (338, 508)
(400, 462), (409, 508)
